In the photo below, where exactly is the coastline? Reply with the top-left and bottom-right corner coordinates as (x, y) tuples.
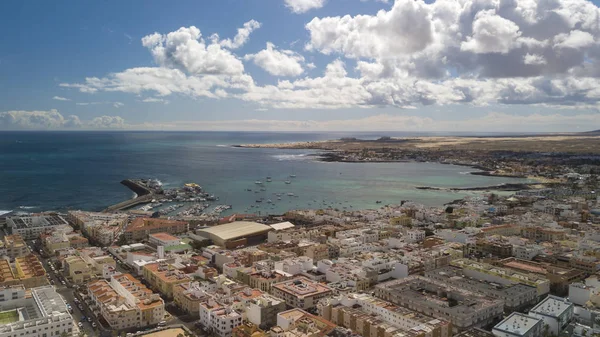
(235, 138), (561, 189)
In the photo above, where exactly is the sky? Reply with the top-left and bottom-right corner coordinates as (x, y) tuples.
(1, 0), (600, 132)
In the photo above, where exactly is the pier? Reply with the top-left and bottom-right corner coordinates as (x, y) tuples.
(103, 179), (160, 212)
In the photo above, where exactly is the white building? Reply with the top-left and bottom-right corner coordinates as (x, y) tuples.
(199, 299), (243, 337)
(273, 257), (313, 276)
(0, 285), (77, 337)
(492, 312), (543, 337)
(406, 229), (426, 243)
(528, 295), (574, 336)
(7, 215), (69, 240)
(148, 232), (181, 248)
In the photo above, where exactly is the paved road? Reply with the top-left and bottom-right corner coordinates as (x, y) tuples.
(30, 241), (101, 337)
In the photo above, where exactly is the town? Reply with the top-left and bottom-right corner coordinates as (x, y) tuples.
(0, 167), (599, 337)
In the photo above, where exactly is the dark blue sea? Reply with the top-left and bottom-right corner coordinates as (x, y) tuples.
(0, 131), (530, 215)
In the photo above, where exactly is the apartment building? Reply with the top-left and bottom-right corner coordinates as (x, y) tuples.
(451, 259), (551, 297)
(495, 257), (584, 295)
(271, 277), (333, 310)
(2, 235), (29, 260)
(0, 285), (77, 337)
(148, 232), (181, 248)
(426, 266), (537, 311)
(87, 273), (165, 330)
(7, 215), (69, 240)
(199, 298), (243, 337)
(375, 276), (504, 332)
(63, 255), (93, 284)
(142, 262), (192, 298)
(0, 255), (47, 288)
(528, 295), (574, 336)
(124, 218), (188, 242)
(492, 312), (543, 337)
(68, 211), (128, 246)
(319, 293), (453, 337)
(173, 281), (214, 315)
(522, 227), (567, 242)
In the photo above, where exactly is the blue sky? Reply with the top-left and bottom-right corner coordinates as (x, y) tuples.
(1, 0), (600, 131)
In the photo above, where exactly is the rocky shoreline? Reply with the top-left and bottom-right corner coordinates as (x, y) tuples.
(416, 182), (539, 192)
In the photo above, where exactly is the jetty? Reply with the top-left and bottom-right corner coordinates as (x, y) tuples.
(103, 179), (160, 212)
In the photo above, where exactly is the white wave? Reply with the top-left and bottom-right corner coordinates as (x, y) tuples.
(459, 171), (473, 175)
(0, 210), (12, 216)
(132, 192), (138, 199)
(19, 206), (38, 209)
(271, 153), (310, 161)
(216, 144), (229, 147)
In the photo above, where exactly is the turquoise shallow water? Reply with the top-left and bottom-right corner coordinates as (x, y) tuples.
(0, 131), (529, 215)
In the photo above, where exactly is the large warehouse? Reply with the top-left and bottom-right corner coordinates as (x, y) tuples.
(196, 221), (272, 248)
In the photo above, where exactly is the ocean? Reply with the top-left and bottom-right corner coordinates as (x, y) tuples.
(0, 131), (530, 216)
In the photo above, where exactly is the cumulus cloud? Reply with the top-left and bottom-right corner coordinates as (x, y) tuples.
(460, 11), (522, 54)
(89, 116), (126, 128)
(141, 97), (169, 104)
(61, 0), (600, 111)
(219, 20), (261, 49)
(244, 43), (305, 76)
(0, 110), (127, 130)
(52, 96), (70, 101)
(141, 26), (245, 75)
(284, 0), (326, 14)
(306, 0), (434, 57)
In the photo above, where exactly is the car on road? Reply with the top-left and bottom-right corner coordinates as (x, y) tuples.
(92, 322), (97, 329)
(61, 280), (66, 285)
(78, 322), (83, 328)
(80, 317), (86, 322)
(87, 317), (92, 323)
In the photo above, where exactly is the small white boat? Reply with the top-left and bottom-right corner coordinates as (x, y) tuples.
(284, 180), (291, 184)
(289, 174), (296, 178)
(255, 180), (262, 184)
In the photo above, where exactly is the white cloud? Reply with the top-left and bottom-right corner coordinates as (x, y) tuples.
(89, 116), (126, 128)
(523, 53), (546, 65)
(305, 0), (434, 58)
(141, 97), (169, 104)
(461, 10), (522, 54)
(244, 43), (305, 76)
(0, 110), (127, 130)
(141, 26), (244, 75)
(219, 20), (261, 49)
(63, 67), (253, 99)
(284, 0), (326, 14)
(75, 101), (124, 107)
(554, 30), (595, 50)
(52, 96), (71, 101)
(61, 0), (600, 111)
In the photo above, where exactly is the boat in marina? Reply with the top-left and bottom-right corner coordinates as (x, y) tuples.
(289, 174), (296, 178)
(266, 176), (272, 182)
(255, 180), (262, 184)
(284, 180), (291, 184)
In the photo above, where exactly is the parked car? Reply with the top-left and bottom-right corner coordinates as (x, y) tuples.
(87, 317), (92, 323)
(78, 322), (83, 328)
(92, 322), (97, 329)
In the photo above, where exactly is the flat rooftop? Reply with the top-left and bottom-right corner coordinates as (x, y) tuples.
(494, 312), (541, 337)
(197, 221), (271, 241)
(8, 215), (67, 229)
(149, 232), (180, 242)
(530, 295), (573, 318)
